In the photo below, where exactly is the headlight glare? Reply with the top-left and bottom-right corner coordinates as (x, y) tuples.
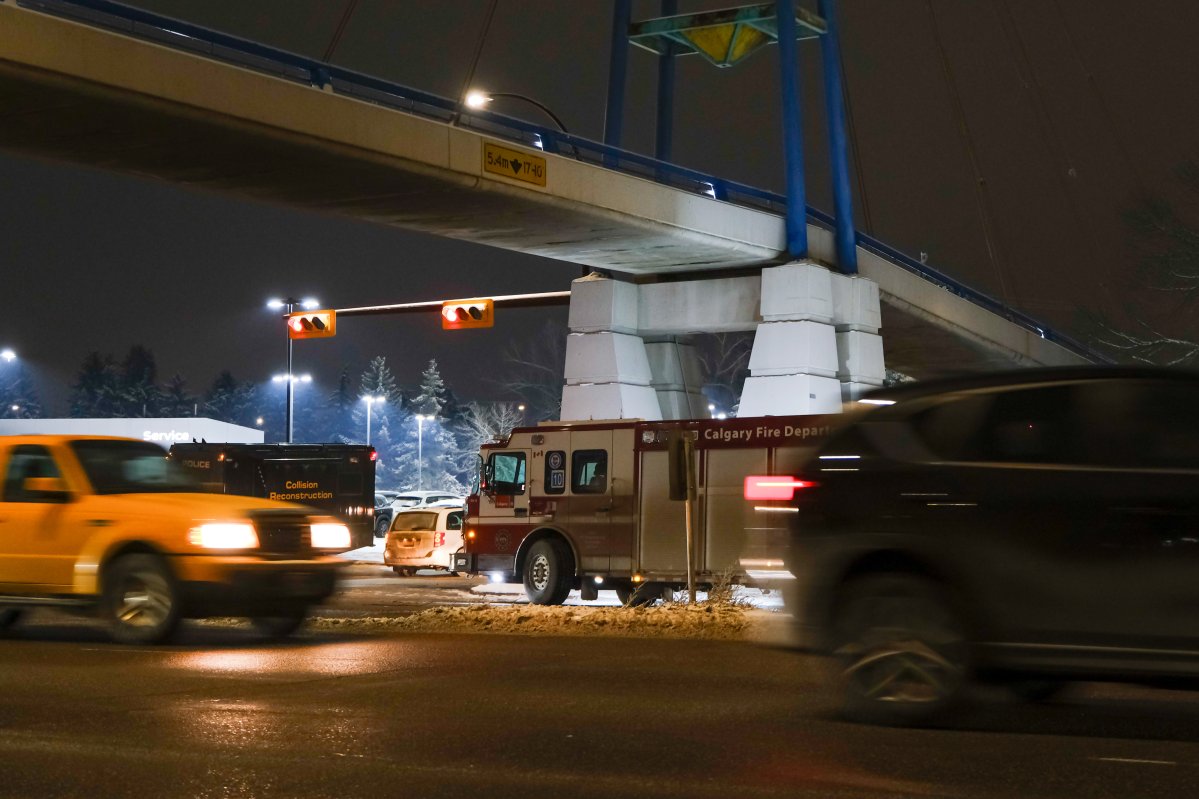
(311, 522), (351, 549)
(189, 522), (258, 549)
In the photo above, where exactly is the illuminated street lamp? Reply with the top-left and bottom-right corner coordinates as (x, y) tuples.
(362, 395), (385, 445)
(266, 297), (318, 443)
(464, 90), (570, 135)
(0, 349), (15, 363)
(414, 413), (434, 491)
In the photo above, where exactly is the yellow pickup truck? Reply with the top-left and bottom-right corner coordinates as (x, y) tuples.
(0, 435), (349, 643)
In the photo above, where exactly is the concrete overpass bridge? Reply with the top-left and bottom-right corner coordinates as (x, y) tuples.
(0, 0), (1100, 419)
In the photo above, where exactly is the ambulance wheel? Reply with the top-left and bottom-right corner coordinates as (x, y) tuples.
(523, 538), (573, 605)
(615, 581), (661, 607)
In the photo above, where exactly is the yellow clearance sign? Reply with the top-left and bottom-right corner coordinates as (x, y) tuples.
(483, 142), (547, 187)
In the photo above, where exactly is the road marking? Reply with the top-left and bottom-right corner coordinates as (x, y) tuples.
(1091, 757), (1177, 766)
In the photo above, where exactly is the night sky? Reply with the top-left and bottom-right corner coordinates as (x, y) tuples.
(2, 0), (1197, 413)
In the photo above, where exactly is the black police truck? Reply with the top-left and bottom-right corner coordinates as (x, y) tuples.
(168, 443), (376, 550)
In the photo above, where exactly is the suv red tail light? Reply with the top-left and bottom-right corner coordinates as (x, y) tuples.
(743, 475), (816, 501)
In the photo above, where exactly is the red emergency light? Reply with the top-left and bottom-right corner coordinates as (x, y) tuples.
(743, 475), (815, 501)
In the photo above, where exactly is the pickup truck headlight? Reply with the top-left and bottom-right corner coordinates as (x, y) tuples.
(188, 522), (259, 549)
(311, 522), (351, 550)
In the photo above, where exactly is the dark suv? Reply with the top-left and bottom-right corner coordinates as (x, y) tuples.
(782, 367), (1199, 725)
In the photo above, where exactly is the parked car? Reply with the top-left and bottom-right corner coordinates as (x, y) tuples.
(383, 505), (465, 576)
(0, 436), (349, 644)
(779, 367), (1199, 725)
(390, 490), (465, 509)
(373, 490), (403, 538)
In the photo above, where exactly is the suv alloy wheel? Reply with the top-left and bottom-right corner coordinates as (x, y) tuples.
(832, 574), (969, 725)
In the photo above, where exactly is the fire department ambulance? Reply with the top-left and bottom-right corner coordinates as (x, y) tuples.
(454, 416), (832, 604)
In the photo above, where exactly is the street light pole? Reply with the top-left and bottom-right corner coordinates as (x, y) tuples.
(363, 395), (383, 445)
(271, 373), (312, 442)
(415, 414), (432, 491)
(267, 296), (318, 444)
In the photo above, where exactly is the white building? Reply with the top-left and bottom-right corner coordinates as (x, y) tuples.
(0, 418), (263, 448)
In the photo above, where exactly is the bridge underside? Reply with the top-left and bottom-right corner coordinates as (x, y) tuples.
(0, 3), (1084, 379)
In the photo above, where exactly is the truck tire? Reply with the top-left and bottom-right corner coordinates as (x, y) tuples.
(0, 608), (22, 632)
(523, 538), (573, 605)
(103, 554), (181, 645)
(251, 608), (309, 639)
(615, 581), (662, 607)
(831, 574), (969, 726)
(375, 517), (390, 538)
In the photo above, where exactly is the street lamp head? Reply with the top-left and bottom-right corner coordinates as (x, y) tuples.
(10, 405), (18, 412)
(266, 298), (286, 310)
(300, 298), (320, 310)
(362, 395), (385, 405)
(298, 374), (313, 383)
(255, 416), (264, 426)
(0, 349), (15, 363)
(464, 90), (490, 110)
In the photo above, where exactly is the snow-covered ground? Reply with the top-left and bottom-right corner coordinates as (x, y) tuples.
(338, 542), (787, 611)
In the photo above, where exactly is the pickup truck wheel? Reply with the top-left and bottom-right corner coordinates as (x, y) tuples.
(832, 574), (969, 726)
(0, 608), (23, 631)
(374, 517), (390, 538)
(523, 539), (573, 605)
(103, 554), (180, 645)
(251, 609), (308, 639)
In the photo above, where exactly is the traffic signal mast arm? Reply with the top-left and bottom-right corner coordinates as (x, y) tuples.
(334, 290), (571, 318)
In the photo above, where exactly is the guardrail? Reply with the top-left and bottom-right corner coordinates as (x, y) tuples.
(15, 0), (1107, 364)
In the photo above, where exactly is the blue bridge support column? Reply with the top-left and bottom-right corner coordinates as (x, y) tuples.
(775, 0), (809, 259)
(604, 0), (633, 167)
(818, 0), (858, 274)
(654, 0), (678, 163)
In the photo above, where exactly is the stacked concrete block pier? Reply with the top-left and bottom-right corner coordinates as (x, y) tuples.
(560, 264), (885, 421)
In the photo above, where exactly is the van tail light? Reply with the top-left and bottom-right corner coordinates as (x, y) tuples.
(743, 475), (816, 501)
(434, 532), (445, 548)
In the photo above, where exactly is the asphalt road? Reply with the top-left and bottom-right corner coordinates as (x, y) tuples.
(3, 577), (1199, 798)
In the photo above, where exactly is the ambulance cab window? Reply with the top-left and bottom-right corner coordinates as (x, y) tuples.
(572, 450), (608, 494)
(489, 452), (526, 495)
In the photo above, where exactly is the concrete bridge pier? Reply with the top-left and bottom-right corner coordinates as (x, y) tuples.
(560, 275), (662, 422)
(559, 267), (884, 421)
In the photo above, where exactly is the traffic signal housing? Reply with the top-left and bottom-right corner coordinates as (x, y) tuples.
(441, 298), (494, 330)
(287, 310), (337, 339)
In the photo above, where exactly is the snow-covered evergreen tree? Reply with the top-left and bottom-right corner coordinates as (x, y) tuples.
(403, 359), (464, 493)
(159, 373), (196, 417)
(1, 365), (42, 418)
(351, 357), (406, 486)
(117, 345), (162, 417)
(69, 352), (121, 417)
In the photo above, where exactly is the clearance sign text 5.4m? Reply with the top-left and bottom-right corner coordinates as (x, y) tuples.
(483, 142), (547, 187)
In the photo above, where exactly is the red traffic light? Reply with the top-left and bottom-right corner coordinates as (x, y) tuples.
(287, 310), (337, 339)
(440, 299), (494, 330)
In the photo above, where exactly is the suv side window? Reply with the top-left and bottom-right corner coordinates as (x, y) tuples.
(1076, 380), (1199, 469)
(977, 386), (1074, 464)
(446, 511), (464, 530)
(3, 445), (63, 502)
